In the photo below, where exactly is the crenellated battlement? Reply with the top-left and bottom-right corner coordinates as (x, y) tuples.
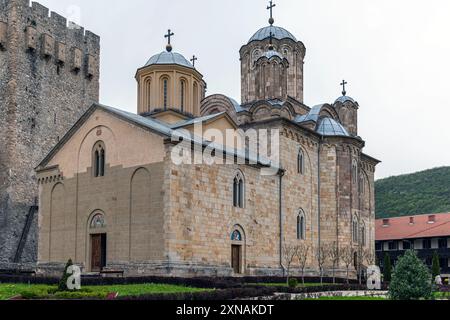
(0, 0), (100, 266)
(0, 0), (100, 54)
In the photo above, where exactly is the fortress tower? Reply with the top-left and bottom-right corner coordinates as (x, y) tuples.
(0, 0), (100, 266)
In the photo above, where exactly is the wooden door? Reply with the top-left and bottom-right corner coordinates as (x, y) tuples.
(91, 234), (103, 272)
(231, 245), (241, 274)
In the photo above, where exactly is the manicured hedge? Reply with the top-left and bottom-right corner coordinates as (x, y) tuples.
(0, 275), (359, 289)
(117, 284), (368, 301)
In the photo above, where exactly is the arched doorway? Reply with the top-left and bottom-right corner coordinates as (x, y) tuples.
(89, 212), (107, 272)
(230, 226), (245, 275)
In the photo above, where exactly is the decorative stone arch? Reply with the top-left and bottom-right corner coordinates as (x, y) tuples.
(200, 94), (238, 122)
(317, 104), (341, 122)
(352, 214), (359, 244)
(179, 77), (189, 113)
(142, 75), (152, 111)
(230, 224), (246, 274)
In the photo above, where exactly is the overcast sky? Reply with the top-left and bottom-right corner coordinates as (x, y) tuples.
(37, 0), (450, 180)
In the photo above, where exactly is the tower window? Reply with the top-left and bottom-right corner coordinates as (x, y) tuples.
(180, 80), (186, 112)
(297, 210), (306, 240)
(163, 78), (168, 109)
(297, 149), (305, 174)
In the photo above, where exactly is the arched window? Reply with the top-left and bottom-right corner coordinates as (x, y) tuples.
(180, 79), (186, 112)
(297, 210), (306, 240)
(193, 82), (199, 113)
(160, 77), (170, 109)
(297, 149), (305, 174)
(233, 172), (245, 208)
(352, 160), (358, 184)
(359, 175), (365, 194)
(352, 215), (359, 243)
(361, 223), (366, 247)
(93, 142), (105, 177)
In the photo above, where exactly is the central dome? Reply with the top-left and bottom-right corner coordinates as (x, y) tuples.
(248, 25), (297, 43)
(145, 51), (194, 69)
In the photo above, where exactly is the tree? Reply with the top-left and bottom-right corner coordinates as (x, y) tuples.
(283, 244), (298, 285)
(58, 259), (74, 291)
(383, 253), (392, 283)
(341, 245), (355, 284)
(296, 243), (310, 285)
(316, 244), (330, 285)
(328, 242), (340, 284)
(389, 250), (432, 300)
(432, 251), (441, 279)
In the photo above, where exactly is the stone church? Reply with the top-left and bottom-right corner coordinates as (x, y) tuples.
(3, 1), (380, 276)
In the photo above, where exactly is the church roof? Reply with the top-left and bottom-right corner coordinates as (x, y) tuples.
(335, 95), (356, 104)
(316, 117), (350, 137)
(144, 51), (194, 69)
(249, 25), (297, 43)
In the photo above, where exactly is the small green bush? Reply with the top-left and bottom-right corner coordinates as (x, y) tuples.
(288, 278), (298, 288)
(58, 259), (75, 292)
(389, 250), (432, 300)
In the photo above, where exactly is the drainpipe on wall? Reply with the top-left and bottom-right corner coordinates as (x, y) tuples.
(278, 168), (286, 275)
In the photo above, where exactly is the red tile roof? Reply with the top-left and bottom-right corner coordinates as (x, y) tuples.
(376, 213), (450, 241)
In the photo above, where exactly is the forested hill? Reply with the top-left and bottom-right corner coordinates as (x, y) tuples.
(375, 167), (450, 219)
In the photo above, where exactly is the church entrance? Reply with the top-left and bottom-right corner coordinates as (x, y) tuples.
(91, 234), (107, 272)
(231, 245), (242, 274)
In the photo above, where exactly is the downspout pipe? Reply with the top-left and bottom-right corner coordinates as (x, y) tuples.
(278, 168), (286, 275)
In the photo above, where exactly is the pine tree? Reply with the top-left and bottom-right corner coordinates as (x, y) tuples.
(432, 251), (441, 279)
(383, 253), (392, 283)
(389, 250), (432, 300)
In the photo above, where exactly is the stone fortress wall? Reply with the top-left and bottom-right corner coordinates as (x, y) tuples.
(0, 0), (99, 267)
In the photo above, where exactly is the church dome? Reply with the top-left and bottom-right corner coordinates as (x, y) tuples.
(335, 95), (356, 104)
(316, 117), (350, 137)
(248, 25), (297, 43)
(145, 51), (194, 69)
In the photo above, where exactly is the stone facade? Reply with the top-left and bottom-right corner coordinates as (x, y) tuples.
(0, 0), (99, 266)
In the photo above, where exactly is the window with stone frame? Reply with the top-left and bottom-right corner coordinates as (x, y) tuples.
(352, 159), (358, 185)
(233, 171), (245, 208)
(93, 141), (106, 177)
(297, 209), (306, 240)
(297, 149), (305, 175)
(352, 215), (359, 243)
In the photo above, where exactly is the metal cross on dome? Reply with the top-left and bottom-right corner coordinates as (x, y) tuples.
(341, 80), (348, 96)
(267, 0), (276, 25)
(190, 55), (198, 67)
(164, 29), (174, 52)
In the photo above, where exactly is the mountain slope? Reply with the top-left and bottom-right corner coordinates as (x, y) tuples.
(375, 167), (450, 218)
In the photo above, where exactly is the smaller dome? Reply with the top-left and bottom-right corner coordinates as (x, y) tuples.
(249, 25), (297, 43)
(145, 51), (194, 69)
(316, 117), (350, 137)
(335, 96), (355, 104)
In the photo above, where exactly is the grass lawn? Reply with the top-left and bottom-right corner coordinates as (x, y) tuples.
(246, 282), (333, 288)
(0, 283), (210, 300)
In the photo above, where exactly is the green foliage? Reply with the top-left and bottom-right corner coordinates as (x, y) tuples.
(389, 250), (432, 300)
(288, 278), (298, 288)
(432, 251), (441, 279)
(383, 253), (392, 283)
(375, 167), (450, 218)
(58, 259), (75, 292)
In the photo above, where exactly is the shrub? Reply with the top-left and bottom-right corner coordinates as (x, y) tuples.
(389, 250), (432, 300)
(58, 259), (75, 292)
(383, 253), (392, 283)
(288, 278), (298, 288)
(432, 251), (441, 279)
